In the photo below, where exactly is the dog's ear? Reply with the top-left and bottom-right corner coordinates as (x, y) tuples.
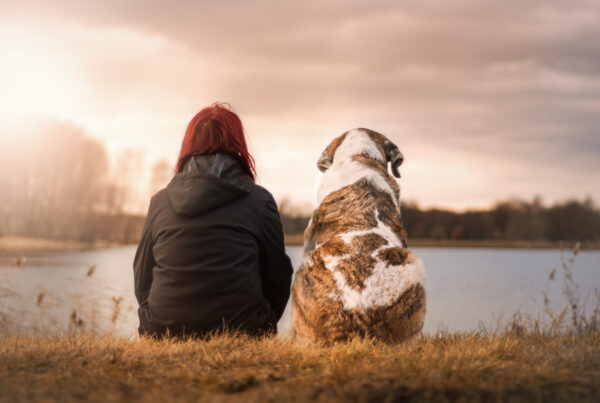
(317, 133), (347, 173)
(384, 141), (404, 178)
(317, 149), (332, 172)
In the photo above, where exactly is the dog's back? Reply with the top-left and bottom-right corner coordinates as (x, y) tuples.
(291, 129), (426, 344)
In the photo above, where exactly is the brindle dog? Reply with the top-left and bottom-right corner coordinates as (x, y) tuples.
(291, 128), (426, 345)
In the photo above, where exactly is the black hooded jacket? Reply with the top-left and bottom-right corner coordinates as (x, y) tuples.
(133, 153), (293, 337)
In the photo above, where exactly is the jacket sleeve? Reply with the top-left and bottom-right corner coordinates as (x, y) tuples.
(258, 196), (294, 320)
(133, 208), (155, 305)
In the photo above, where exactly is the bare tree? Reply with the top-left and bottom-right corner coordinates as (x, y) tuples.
(149, 158), (173, 197)
(112, 149), (145, 214)
(0, 119), (110, 240)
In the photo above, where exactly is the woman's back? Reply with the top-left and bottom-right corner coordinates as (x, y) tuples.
(133, 105), (293, 338)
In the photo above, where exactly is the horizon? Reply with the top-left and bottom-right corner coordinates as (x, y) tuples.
(1, 1), (599, 213)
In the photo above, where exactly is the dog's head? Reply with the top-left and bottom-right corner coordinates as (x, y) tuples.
(317, 128), (404, 178)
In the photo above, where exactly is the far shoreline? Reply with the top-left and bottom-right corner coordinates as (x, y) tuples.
(1, 236), (598, 254)
(283, 235), (599, 250)
(0, 236), (127, 255)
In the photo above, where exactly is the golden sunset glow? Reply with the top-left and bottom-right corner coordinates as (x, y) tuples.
(1, 1), (599, 212)
(0, 29), (77, 121)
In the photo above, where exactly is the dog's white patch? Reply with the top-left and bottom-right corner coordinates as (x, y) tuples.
(338, 214), (401, 246)
(331, 258), (426, 310)
(323, 214), (426, 310)
(316, 129), (399, 209)
(323, 253), (352, 271)
(336, 129), (384, 163)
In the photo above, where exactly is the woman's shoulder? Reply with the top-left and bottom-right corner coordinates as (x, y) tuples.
(249, 184), (277, 206)
(149, 188), (169, 207)
(147, 183), (278, 218)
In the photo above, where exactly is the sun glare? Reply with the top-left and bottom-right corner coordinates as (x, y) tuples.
(0, 27), (83, 124)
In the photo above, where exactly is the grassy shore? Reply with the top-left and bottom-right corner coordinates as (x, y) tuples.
(1, 331), (598, 402)
(1, 241), (597, 401)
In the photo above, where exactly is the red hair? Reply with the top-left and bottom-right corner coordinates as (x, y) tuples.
(175, 103), (256, 181)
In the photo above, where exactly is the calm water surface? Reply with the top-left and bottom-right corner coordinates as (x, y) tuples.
(0, 246), (598, 336)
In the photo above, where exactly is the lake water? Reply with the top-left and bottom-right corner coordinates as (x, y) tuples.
(0, 246), (598, 337)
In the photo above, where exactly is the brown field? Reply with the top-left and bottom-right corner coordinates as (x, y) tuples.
(1, 331), (599, 402)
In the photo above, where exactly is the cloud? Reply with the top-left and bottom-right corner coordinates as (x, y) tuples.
(2, 0), (599, 209)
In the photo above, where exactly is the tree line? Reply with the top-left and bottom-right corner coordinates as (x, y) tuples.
(0, 120), (167, 243)
(1, 121), (598, 244)
(280, 198), (600, 243)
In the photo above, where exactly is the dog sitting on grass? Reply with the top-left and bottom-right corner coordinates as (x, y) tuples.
(291, 128), (426, 344)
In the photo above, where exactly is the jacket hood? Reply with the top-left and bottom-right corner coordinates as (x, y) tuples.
(166, 153), (254, 216)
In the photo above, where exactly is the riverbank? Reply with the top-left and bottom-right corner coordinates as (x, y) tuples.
(284, 234), (599, 249)
(2, 235), (598, 253)
(1, 332), (598, 402)
(0, 236), (125, 254)
(407, 238), (599, 250)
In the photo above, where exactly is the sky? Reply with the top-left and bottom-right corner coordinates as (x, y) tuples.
(1, 0), (599, 212)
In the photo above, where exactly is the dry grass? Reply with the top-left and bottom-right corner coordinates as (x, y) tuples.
(0, 331), (598, 402)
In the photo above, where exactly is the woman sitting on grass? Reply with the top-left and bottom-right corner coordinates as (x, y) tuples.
(133, 103), (293, 338)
